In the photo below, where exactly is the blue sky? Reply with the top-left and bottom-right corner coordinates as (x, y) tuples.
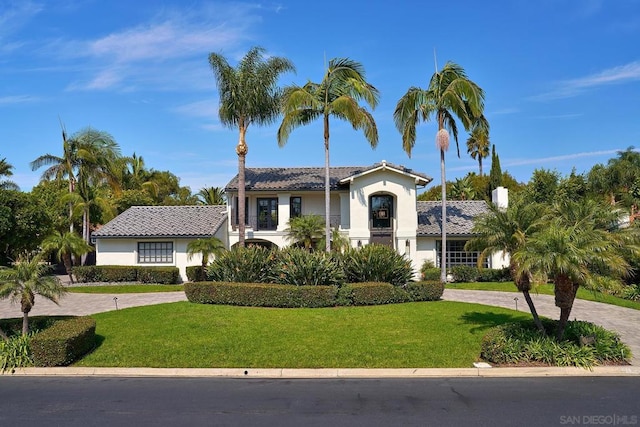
(1, 0), (639, 192)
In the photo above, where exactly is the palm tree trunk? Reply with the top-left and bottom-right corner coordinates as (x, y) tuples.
(81, 208), (89, 265)
(554, 274), (579, 340)
(237, 126), (248, 248)
(479, 157), (483, 177)
(522, 289), (545, 334)
(440, 148), (447, 283)
(324, 113), (331, 253)
(63, 252), (74, 284)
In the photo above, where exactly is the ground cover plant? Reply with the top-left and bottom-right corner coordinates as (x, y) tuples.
(75, 301), (531, 368)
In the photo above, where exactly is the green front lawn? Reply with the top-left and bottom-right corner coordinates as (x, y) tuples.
(76, 301), (529, 368)
(447, 282), (640, 310)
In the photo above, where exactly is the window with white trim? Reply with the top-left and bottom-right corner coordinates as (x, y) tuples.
(138, 242), (173, 263)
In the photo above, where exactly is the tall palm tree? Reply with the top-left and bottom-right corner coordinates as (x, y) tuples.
(466, 116), (490, 176)
(0, 158), (19, 191)
(196, 187), (226, 205)
(284, 214), (325, 251)
(395, 61), (485, 282)
(186, 237), (226, 268)
(209, 46), (295, 247)
(41, 230), (94, 284)
(0, 253), (66, 335)
(514, 199), (637, 340)
(465, 194), (547, 333)
(278, 58), (379, 251)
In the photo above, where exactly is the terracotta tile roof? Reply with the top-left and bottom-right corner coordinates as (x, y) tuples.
(417, 200), (489, 236)
(225, 162), (431, 191)
(93, 205), (227, 238)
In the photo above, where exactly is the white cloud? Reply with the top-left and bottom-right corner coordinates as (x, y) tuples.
(532, 61), (640, 101)
(0, 94), (40, 105)
(173, 99), (218, 119)
(505, 149), (621, 167)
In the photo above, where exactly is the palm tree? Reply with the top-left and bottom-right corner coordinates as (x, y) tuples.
(41, 230), (94, 284)
(196, 187), (226, 205)
(514, 199), (637, 340)
(449, 176), (476, 201)
(209, 47), (295, 247)
(278, 58), (379, 251)
(0, 253), (66, 335)
(466, 116), (490, 176)
(465, 194), (547, 333)
(186, 237), (226, 268)
(0, 158), (19, 191)
(284, 215), (325, 251)
(395, 61), (485, 282)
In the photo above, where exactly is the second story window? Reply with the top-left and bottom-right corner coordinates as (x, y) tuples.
(290, 196), (302, 218)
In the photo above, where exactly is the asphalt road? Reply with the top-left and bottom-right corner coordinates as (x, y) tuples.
(1, 376), (638, 426)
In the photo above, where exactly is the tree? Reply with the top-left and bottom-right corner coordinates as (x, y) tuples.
(449, 175), (476, 201)
(209, 46), (295, 248)
(196, 187), (226, 205)
(187, 237), (226, 268)
(41, 230), (94, 284)
(284, 215), (325, 251)
(465, 194), (547, 333)
(466, 116), (490, 176)
(0, 158), (19, 191)
(279, 58), (379, 251)
(0, 253), (66, 335)
(394, 61), (485, 282)
(514, 199), (637, 340)
(488, 144), (502, 192)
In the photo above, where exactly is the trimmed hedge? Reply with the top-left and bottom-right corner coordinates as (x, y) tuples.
(404, 281), (445, 301)
(30, 317), (96, 367)
(340, 282), (409, 306)
(184, 282), (338, 308)
(186, 266), (206, 282)
(73, 265), (180, 284)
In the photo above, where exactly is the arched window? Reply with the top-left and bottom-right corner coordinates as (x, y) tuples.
(370, 194), (393, 229)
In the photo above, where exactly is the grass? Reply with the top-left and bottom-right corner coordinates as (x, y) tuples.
(76, 301), (529, 368)
(447, 282), (640, 311)
(67, 284), (184, 293)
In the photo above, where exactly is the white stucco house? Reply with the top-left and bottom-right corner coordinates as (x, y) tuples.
(93, 160), (509, 282)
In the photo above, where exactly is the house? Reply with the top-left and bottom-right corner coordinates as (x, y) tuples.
(93, 161), (508, 282)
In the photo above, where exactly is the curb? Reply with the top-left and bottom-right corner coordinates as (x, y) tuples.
(8, 366), (640, 378)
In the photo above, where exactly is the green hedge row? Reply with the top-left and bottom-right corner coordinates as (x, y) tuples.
(73, 265), (180, 284)
(185, 280), (444, 308)
(186, 266), (206, 282)
(30, 317), (96, 367)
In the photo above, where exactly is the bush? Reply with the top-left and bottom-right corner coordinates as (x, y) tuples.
(270, 247), (344, 287)
(31, 317), (96, 367)
(207, 246), (275, 283)
(136, 267), (180, 284)
(404, 281), (444, 301)
(450, 265), (479, 283)
(480, 319), (630, 369)
(72, 265), (180, 284)
(184, 281), (337, 308)
(619, 284), (640, 302)
(477, 267), (512, 282)
(339, 282), (409, 306)
(422, 267), (441, 281)
(186, 266), (206, 282)
(342, 244), (413, 286)
(0, 334), (33, 373)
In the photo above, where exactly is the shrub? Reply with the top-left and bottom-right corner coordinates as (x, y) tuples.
(450, 265), (479, 283)
(339, 282), (409, 306)
(422, 267), (441, 281)
(342, 244), (413, 286)
(136, 267), (180, 284)
(478, 267), (512, 282)
(404, 281), (444, 301)
(270, 247), (344, 287)
(619, 284), (640, 302)
(0, 333), (33, 373)
(72, 265), (101, 282)
(184, 282), (337, 308)
(207, 246), (275, 283)
(31, 317), (96, 367)
(480, 319), (630, 369)
(186, 266), (206, 282)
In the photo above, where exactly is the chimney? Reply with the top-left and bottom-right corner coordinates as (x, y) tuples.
(492, 186), (508, 210)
